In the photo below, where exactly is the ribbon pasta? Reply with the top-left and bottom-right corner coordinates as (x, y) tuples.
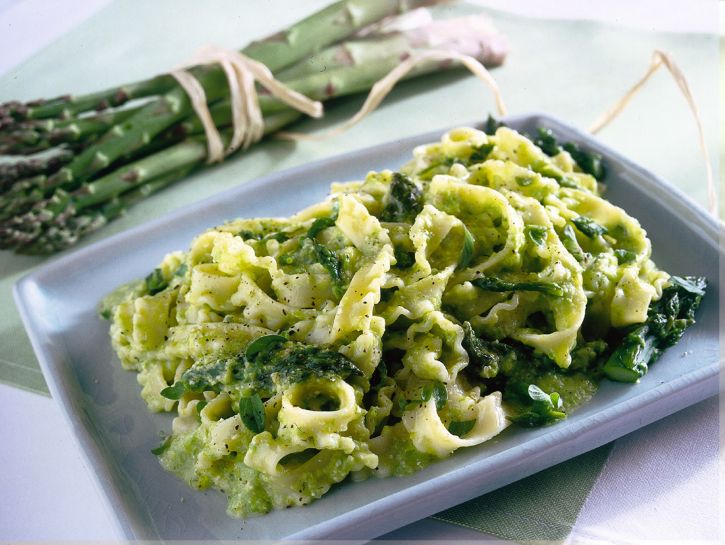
(105, 124), (672, 518)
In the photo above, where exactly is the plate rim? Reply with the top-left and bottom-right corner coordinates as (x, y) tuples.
(13, 112), (721, 541)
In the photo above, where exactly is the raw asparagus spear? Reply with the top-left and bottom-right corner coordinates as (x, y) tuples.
(0, 0), (442, 122)
(0, 148), (74, 190)
(1, 110), (301, 252)
(0, 107), (141, 155)
(0, 13), (510, 249)
(17, 0), (446, 202)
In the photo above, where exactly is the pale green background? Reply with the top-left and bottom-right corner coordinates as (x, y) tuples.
(0, 1), (719, 541)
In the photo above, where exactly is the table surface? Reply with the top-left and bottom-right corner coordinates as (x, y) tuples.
(0, 1), (721, 543)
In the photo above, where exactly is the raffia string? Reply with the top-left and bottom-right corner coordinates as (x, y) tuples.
(276, 49), (507, 141)
(173, 45), (713, 215)
(170, 46), (323, 163)
(588, 50), (715, 215)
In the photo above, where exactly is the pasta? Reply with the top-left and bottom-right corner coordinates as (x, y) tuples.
(102, 124), (704, 517)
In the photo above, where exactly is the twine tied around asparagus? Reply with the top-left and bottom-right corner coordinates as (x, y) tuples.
(174, 46), (713, 215)
(170, 46), (323, 163)
(588, 49), (715, 215)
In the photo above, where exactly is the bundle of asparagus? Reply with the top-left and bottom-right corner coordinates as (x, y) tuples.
(0, 0), (508, 255)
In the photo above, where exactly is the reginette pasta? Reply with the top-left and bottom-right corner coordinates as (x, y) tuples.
(102, 124), (705, 517)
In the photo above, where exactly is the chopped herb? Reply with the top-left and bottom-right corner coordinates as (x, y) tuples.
(461, 322), (515, 379)
(558, 176), (580, 189)
(145, 268), (167, 295)
(506, 383), (566, 427)
(418, 157), (457, 178)
(195, 400), (208, 414)
(265, 231), (290, 243)
(457, 225), (475, 270)
(394, 247), (415, 269)
(381, 172), (423, 223)
(243, 338), (362, 396)
(483, 115), (505, 135)
(161, 357), (237, 400)
(469, 143), (495, 163)
(432, 381), (448, 410)
(307, 216), (337, 239)
(151, 436), (173, 456)
(399, 381), (447, 411)
(237, 230), (263, 240)
(516, 175), (534, 187)
(525, 225), (548, 247)
(174, 263), (188, 277)
(572, 216), (608, 238)
(471, 275), (564, 297)
(534, 127), (560, 156)
(614, 249), (637, 264)
(563, 142), (606, 180)
(560, 224), (586, 261)
(239, 394), (266, 434)
(533, 126), (606, 180)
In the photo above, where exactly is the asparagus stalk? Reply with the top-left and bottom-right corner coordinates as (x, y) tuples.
(1, 110), (301, 252)
(1, 0), (442, 123)
(0, 12), (510, 252)
(0, 148), (74, 190)
(19, 167), (195, 255)
(0, 106), (141, 155)
(0, 75), (177, 122)
(14, 0), (444, 205)
(276, 13), (507, 81)
(4, 11), (506, 195)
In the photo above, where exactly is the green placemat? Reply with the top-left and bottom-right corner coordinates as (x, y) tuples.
(433, 443), (613, 543)
(0, 1), (718, 543)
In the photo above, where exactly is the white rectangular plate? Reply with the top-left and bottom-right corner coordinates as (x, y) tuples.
(14, 114), (720, 541)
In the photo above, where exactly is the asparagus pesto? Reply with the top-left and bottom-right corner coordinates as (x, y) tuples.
(102, 124), (705, 517)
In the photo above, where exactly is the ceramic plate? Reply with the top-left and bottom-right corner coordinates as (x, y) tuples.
(14, 114), (720, 541)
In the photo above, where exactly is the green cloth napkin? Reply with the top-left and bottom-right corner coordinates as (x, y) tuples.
(434, 443), (613, 543)
(0, 1), (717, 543)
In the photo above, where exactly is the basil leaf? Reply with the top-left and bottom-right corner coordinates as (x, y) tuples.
(457, 225), (475, 270)
(245, 335), (286, 362)
(527, 384), (554, 403)
(448, 420), (475, 437)
(239, 394), (266, 434)
(420, 384), (433, 402)
(160, 381), (187, 400)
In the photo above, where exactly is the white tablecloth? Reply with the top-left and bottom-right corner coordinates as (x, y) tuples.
(0, 1), (721, 543)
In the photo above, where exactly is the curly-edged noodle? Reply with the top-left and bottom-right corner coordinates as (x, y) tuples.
(104, 125), (678, 518)
(402, 392), (507, 458)
(426, 176), (525, 283)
